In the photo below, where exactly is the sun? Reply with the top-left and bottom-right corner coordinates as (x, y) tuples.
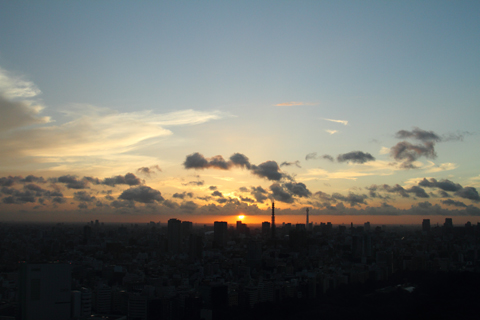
(237, 215), (245, 220)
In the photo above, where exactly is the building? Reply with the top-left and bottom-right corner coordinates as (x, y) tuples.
(18, 263), (72, 320)
(422, 219), (431, 233)
(213, 221), (228, 248)
(261, 222), (270, 237)
(168, 218), (182, 254)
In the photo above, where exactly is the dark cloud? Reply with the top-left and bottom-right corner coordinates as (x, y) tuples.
(455, 187), (480, 202)
(216, 198), (228, 204)
(368, 184), (409, 198)
(284, 182), (311, 198)
(211, 191), (224, 197)
(102, 173), (142, 187)
(251, 186), (268, 203)
(332, 192), (368, 207)
(395, 127), (441, 142)
(229, 153), (251, 169)
(183, 152), (210, 169)
(173, 192), (192, 199)
(305, 152), (317, 160)
(417, 201), (433, 209)
(251, 161), (284, 181)
(111, 200), (135, 208)
(184, 152), (252, 170)
(442, 199), (467, 207)
(337, 151), (375, 164)
(406, 186), (429, 198)
(137, 165), (161, 175)
(55, 175), (90, 189)
(78, 203), (88, 209)
(180, 201), (197, 213)
(322, 155), (334, 162)
(305, 153), (334, 162)
(162, 200), (179, 209)
(1, 190), (36, 204)
(73, 191), (96, 203)
(118, 186), (164, 203)
(390, 141), (436, 169)
(209, 186), (217, 191)
(183, 180), (204, 186)
(52, 197), (66, 204)
(418, 178), (462, 192)
(314, 191), (333, 201)
(280, 161), (301, 168)
(240, 197), (255, 203)
(270, 183), (294, 203)
(208, 155), (230, 170)
(0, 177), (15, 187)
(239, 187), (249, 192)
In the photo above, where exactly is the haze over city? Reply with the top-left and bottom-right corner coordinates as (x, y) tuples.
(1, 1), (479, 225)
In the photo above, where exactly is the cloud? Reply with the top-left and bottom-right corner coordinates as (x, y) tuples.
(418, 178), (462, 192)
(118, 186), (164, 203)
(337, 151), (375, 164)
(325, 130), (338, 135)
(251, 186), (268, 203)
(331, 192), (368, 207)
(379, 147), (390, 155)
(280, 160), (301, 168)
(395, 127), (441, 142)
(425, 162), (458, 173)
(172, 192), (193, 199)
(406, 186), (429, 198)
(305, 152), (317, 160)
(455, 187), (480, 202)
(229, 153), (251, 169)
(270, 183), (294, 203)
(102, 173), (142, 187)
(390, 141), (436, 169)
(137, 165), (162, 176)
(211, 190), (223, 197)
(184, 152), (252, 170)
(442, 199), (467, 208)
(305, 153), (334, 162)
(251, 161), (285, 181)
(323, 118), (348, 126)
(73, 191), (96, 203)
(1, 76), (227, 170)
(284, 182), (311, 198)
(54, 175), (90, 189)
(182, 180), (204, 186)
(0, 95), (50, 133)
(180, 201), (197, 213)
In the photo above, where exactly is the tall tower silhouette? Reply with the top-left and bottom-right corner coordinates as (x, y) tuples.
(306, 207), (309, 229)
(271, 201), (275, 240)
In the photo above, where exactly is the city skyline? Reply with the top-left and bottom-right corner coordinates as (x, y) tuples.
(1, 1), (479, 224)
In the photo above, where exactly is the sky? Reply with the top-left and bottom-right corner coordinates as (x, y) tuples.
(0, 1), (479, 225)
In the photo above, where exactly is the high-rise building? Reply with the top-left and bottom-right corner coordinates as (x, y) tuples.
(271, 201), (276, 240)
(94, 284), (111, 314)
(168, 218), (182, 254)
(18, 263), (72, 320)
(422, 219), (431, 232)
(213, 221), (228, 248)
(261, 222), (270, 236)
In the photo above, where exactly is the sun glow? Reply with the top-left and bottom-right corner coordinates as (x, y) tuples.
(237, 215), (245, 220)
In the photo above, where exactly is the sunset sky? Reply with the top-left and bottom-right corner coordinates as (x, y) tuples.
(1, 1), (479, 225)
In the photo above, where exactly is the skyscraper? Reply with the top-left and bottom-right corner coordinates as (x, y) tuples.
(18, 263), (72, 320)
(271, 201), (275, 240)
(422, 219), (431, 232)
(214, 221), (228, 248)
(168, 218), (182, 254)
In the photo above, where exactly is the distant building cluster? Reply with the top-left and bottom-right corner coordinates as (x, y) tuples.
(0, 216), (479, 319)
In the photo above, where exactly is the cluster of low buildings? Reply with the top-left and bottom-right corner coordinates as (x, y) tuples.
(0, 217), (479, 319)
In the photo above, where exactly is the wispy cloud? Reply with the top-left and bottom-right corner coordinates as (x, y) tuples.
(325, 129), (338, 135)
(323, 118), (348, 126)
(424, 162), (458, 173)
